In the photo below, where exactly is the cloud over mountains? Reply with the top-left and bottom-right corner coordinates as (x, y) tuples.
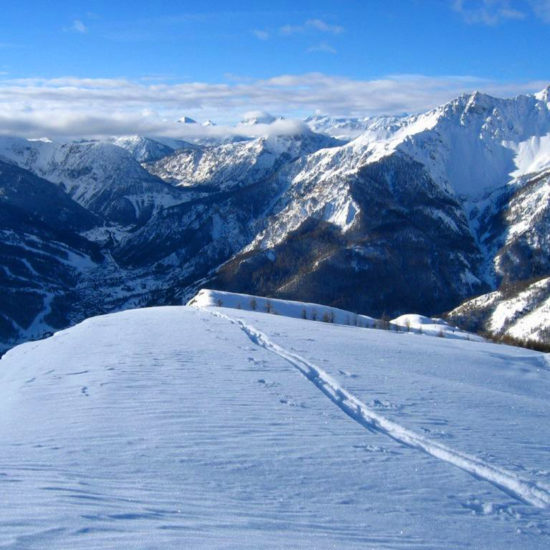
(0, 73), (546, 138)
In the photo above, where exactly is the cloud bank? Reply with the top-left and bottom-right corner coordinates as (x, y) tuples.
(0, 73), (546, 138)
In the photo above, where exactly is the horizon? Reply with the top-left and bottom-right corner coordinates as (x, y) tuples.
(1, 0), (549, 138)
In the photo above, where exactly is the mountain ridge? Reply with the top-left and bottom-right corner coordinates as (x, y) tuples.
(1, 86), (549, 352)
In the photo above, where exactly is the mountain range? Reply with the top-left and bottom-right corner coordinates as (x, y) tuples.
(1, 86), (550, 353)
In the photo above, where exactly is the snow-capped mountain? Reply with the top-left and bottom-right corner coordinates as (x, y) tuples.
(211, 147), (487, 316)
(305, 113), (407, 141)
(111, 135), (194, 163)
(178, 115), (198, 124)
(240, 110), (280, 126)
(1, 87), (550, 352)
(448, 276), (550, 344)
(146, 129), (341, 190)
(1, 300), (549, 547)
(0, 137), (184, 224)
(0, 160), (104, 351)
(211, 88), (550, 325)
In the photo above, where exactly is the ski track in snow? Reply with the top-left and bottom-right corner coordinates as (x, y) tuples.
(203, 307), (550, 509)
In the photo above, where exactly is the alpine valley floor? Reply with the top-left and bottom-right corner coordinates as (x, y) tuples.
(1, 303), (549, 549)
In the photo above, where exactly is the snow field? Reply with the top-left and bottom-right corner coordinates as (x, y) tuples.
(0, 305), (549, 548)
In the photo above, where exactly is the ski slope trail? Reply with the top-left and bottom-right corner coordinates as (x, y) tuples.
(204, 308), (550, 509)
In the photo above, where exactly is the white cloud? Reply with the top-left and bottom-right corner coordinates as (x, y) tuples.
(453, 0), (526, 24)
(529, 0), (550, 21)
(305, 19), (344, 34)
(0, 74), (546, 138)
(307, 42), (337, 54)
(280, 18), (344, 35)
(452, 0), (550, 23)
(252, 29), (269, 40)
(71, 19), (88, 33)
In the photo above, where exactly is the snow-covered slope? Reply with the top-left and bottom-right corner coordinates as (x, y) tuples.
(0, 137), (183, 224)
(190, 289), (481, 341)
(305, 113), (407, 141)
(147, 130), (340, 190)
(448, 276), (550, 344)
(111, 136), (194, 163)
(1, 305), (549, 548)
(189, 288), (377, 326)
(309, 88), (550, 199)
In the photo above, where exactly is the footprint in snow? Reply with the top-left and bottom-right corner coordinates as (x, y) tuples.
(461, 499), (519, 519)
(338, 369), (359, 378)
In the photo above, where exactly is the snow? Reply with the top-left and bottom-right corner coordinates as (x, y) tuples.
(178, 116), (197, 124)
(240, 111), (278, 126)
(191, 289), (482, 342)
(488, 277), (550, 339)
(508, 134), (550, 177)
(188, 288), (376, 327)
(1, 304), (549, 548)
(391, 313), (483, 341)
(307, 89), (550, 200)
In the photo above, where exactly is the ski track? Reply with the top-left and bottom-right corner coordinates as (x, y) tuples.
(203, 308), (550, 509)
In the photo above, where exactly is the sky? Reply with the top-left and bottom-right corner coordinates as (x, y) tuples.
(0, 0), (549, 137)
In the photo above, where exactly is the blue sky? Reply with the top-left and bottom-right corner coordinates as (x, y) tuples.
(0, 0), (549, 137)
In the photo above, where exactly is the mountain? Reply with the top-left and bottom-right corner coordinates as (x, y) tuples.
(178, 116), (198, 124)
(1, 300), (549, 548)
(447, 276), (550, 345)
(111, 135), (194, 163)
(240, 110), (279, 125)
(305, 113), (407, 141)
(211, 89), (550, 322)
(212, 151), (486, 316)
(146, 129), (341, 190)
(1, 87), (550, 352)
(0, 137), (184, 224)
(0, 160), (104, 352)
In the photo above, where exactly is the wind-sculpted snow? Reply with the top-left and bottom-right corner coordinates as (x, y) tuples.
(190, 289), (481, 341)
(1, 306), (549, 548)
(205, 308), (550, 509)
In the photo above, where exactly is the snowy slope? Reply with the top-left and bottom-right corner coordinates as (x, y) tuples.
(1, 305), (549, 548)
(305, 113), (408, 141)
(147, 130), (340, 190)
(190, 289), (481, 341)
(0, 137), (183, 224)
(111, 136), (193, 163)
(188, 288), (377, 326)
(308, 88), (550, 199)
(448, 276), (550, 344)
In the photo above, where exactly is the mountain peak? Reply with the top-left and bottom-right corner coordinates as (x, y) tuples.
(240, 111), (280, 126)
(178, 116), (198, 124)
(535, 84), (550, 103)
